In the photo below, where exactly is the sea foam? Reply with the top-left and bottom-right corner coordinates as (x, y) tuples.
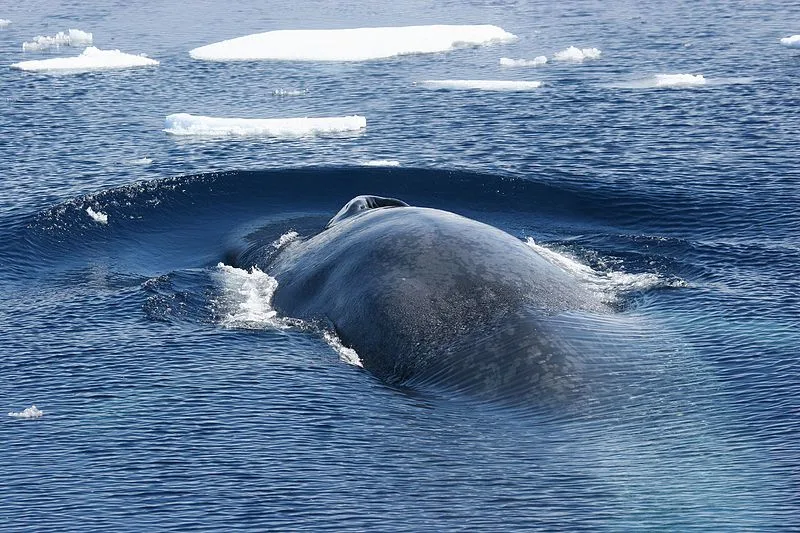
(86, 206), (108, 224)
(552, 46), (601, 62)
(780, 35), (800, 48)
(8, 405), (44, 419)
(363, 159), (400, 167)
(164, 113), (367, 137)
(418, 79), (542, 91)
(11, 46), (159, 73)
(500, 56), (547, 67)
(22, 28), (92, 51)
(189, 24), (516, 62)
(0, 19), (11, 27)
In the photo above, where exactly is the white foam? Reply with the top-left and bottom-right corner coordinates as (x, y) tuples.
(525, 238), (684, 303)
(552, 46), (601, 62)
(8, 405), (44, 419)
(500, 56), (547, 67)
(164, 113), (367, 137)
(189, 24), (516, 62)
(272, 231), (299, 249)
(363, 159), (400, 167)
(11, 46), (159, 73)
(214, 263), (286, 329)
(323, 331), (363, 367)
(418, 79), (542, 91)
(86, 206), (108, 224)
(272, 88), (307, 97)
(654, 73), (706, 87)
(22, 28), (92, 51)
(610, 73), (715, 89)
(0, 19), (11, 27)
(780, 35), (800, 48)
(128, 157), (153, 165)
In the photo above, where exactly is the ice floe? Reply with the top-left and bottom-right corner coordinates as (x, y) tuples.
(164, 113), (367, 137)
(552, 46), (601, 62)
(500, 56), (547, 67)
(780, 35), (800, 48)
(0, 19), (11, 27)
(418, 79), (542, 91)
(10, 46), (159, 73)
(8, 405), (44, 419)
(86, 206), (108, 224)
(22, 28), (92, 51)
(189, 24), (516, 62)
(607, 73), (753, 89)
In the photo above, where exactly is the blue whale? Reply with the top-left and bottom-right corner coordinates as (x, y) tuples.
(240, 196), (609, 403)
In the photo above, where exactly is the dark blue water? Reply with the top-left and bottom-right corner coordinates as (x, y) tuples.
(1, 1), (799, 531)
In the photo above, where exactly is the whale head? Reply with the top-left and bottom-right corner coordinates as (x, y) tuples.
(326, 195), (409, 228)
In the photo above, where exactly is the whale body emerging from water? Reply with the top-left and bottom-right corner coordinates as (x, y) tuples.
(239, 195), (609, 403)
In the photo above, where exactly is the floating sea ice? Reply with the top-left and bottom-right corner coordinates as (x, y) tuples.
(8, 405), (44, 419)
(10, 46), (159, 73)
(164, 113), (367, 137)
(654, 73), (706, 87)
(552, 46), (602, 62)
(22, 28), (93, 51)
(0, 19), (11, 27)
(780, 35), (800, 48)
(272, 88), (307, 96)
(86, 206), (108, 224)
(418, 79), (542, 91)
(499, 56), (547, 67)
(189, 24), (516, 62)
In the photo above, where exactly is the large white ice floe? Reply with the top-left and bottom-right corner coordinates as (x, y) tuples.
(189, 24), (516, 62)
(552, 46), (602, 62)
(500, 56), (547, 67)
(164, 113), (367, 137)
(22, 28), (92, 51)
(780, 35), (800, 48)
(10, 46), (159, 73)
(418, 79), (542, 91)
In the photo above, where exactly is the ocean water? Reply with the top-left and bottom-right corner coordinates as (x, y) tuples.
(1, 1), (799, 531)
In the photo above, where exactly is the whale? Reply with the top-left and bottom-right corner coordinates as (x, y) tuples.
(237, 195), (610, 403)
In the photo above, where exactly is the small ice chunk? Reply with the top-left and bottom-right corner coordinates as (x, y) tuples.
(272, 88), (307, 96)
(553, 46), (602, 62)
(9, 405), (44, 419)
(0, 19), (11, 27)
(418, 79), (542, 91)
(164, 113), (367, 137)
(11, 46), (159, 73)
(780, 35), (800, 48)
(499, 56), (547, 67)
(86, 206), (108, 224)
(22, 28), (93, 51)
(190, 25), (517, 62)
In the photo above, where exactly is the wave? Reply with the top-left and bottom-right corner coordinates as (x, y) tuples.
(189, 25), (516, 62)
(11, 47), (159, 73)
(163, 113), (367, 137)
(417, 79), (542, 91)
(22, 28), (92, 51)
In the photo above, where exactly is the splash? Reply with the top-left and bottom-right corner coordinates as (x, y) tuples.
(85, 206), (108, 224)
(323, 331), (363, 367)
(214, 263), (286, 330)
(9, 405), (44, 419)
(525, 238), (685, 304)
(363, 159), (400, 167)
(272, 231), (299, 249)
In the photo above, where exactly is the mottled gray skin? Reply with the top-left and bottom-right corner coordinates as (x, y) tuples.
(259, 196), (607, 402)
